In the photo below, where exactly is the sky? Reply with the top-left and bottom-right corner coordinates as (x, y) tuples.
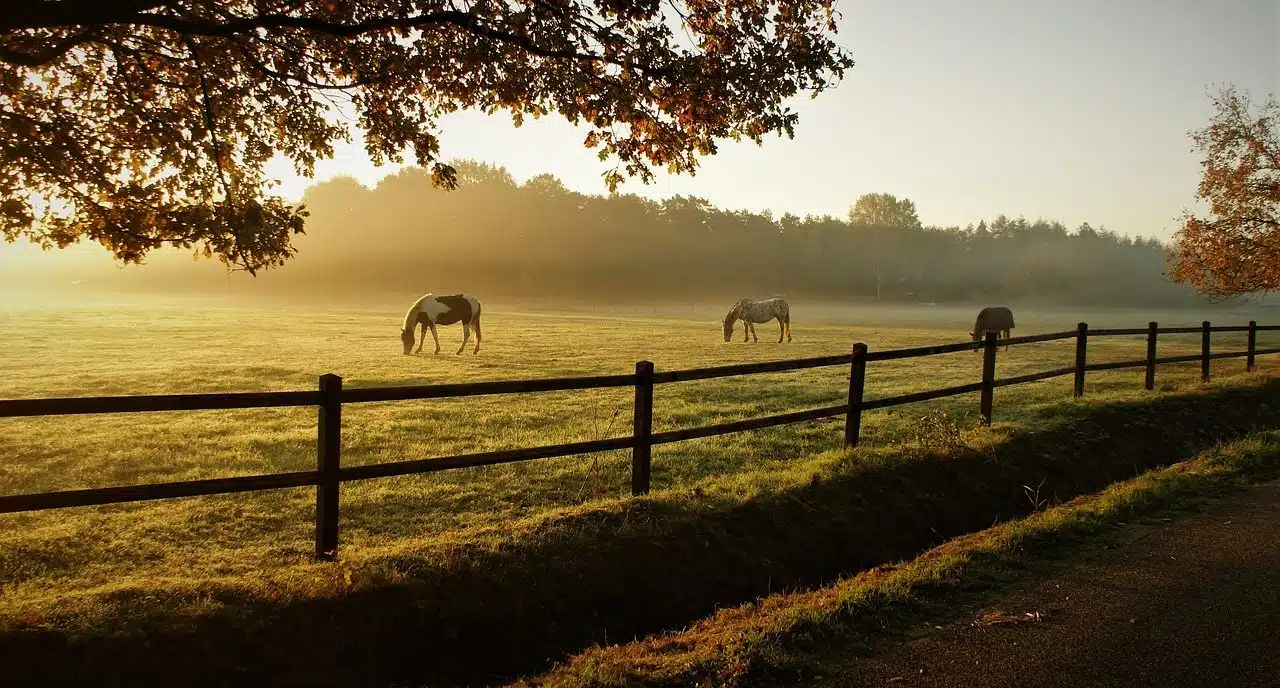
(257, 0), (1279, 242)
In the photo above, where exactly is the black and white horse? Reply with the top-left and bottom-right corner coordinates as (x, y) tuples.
(723, 297), (791, 343)
(400, 293), (483, 355)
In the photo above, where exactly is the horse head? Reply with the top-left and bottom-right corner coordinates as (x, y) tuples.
(722, 315), (735, 342)
(400, 327), (415, 354)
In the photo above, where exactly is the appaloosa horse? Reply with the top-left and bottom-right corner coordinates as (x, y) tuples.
(723, 297), (792, 343)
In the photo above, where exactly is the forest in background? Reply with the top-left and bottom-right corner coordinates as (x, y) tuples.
(9, 160), (1205, 308)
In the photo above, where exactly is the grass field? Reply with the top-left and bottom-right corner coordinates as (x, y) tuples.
(1, 293), (1277, 684)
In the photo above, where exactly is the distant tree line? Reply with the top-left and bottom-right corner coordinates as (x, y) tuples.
(75, 159), (1202, 307)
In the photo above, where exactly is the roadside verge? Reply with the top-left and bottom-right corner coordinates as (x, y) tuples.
(518, 428), (1280, 687)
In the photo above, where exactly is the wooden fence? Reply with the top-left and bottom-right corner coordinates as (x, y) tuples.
(1, 320), (1277, 560)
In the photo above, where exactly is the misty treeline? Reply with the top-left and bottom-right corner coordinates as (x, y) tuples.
(94, 160), (1200, 306)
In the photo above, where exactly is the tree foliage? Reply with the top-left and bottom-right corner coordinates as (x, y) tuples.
(0, 0), (854, 273)
(1169, 84), (1280, 298)
(848, 192), (921, 229)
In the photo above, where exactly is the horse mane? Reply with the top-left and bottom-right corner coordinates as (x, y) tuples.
(724, 298), (746, 323)
(402, 294), (430, 331)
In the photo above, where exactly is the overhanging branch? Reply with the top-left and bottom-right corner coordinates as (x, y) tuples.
(0, 0), (174, 32)
(3, 6), (671, 76)
(0, 29), (101, 66)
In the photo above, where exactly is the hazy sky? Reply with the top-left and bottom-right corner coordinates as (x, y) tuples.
(258, 0), (1278, 241)
(3, 0), (1277, 273)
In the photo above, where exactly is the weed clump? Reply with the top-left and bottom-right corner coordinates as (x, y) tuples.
(909, 408), (968, 456)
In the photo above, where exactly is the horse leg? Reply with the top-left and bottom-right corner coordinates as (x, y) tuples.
(415, 322), (426, 354)
(743, 321), (750, 342)
(777, 318), (785, 343)
(429, 323), (441, 354)
(472, 315), (482, 354)
(457, 322), (470, 355)
(749, 321), (758, 343)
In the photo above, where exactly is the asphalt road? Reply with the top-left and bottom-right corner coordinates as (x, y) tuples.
(824, 480), (1280, 688)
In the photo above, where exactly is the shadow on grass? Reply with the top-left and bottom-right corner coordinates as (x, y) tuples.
(5, 380), (1280, 688)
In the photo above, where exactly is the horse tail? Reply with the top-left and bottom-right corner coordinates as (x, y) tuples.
(472, 302), (482, 343)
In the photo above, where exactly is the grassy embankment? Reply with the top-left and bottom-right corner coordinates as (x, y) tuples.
(521, 425), (1280, 688)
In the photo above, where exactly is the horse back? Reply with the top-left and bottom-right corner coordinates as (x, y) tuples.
(975, 306), (1015, 331)
(432, 294), (474, 326)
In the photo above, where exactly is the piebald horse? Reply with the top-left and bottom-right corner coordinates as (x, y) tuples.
(400, 293), (483, 355)
(723, 297), (792, 343)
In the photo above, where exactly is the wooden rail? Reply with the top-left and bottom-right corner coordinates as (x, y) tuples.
(653, 354), (851, 382)
(0, 390), (320, 418)
(340, 374), (638, 403)
(0, 318), (1274, 559)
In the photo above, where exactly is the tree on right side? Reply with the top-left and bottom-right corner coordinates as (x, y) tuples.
(1169, 84), (1280, 299)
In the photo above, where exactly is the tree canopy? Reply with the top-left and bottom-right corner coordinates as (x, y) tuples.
(0, 0), (854, 273)
(1169, 84), (1280, 299)
(848, 192), (921, 230)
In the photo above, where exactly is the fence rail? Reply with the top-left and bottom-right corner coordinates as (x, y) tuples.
(993, 365), (1077, 388)
(340, 373), (639, 404)
(1, 319), (1274, 559)
(0, 390), (320, 418)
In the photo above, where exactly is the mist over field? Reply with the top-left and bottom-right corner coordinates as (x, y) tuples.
(1, 160), (1238, 313)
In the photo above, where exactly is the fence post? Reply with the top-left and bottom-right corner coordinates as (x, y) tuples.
(1201, 320), (1211, 383)
(1073, 322), (1088, 398)
(845, 343), (868, 446)
(979, 331), (997, 426)
(631, 361), (654, 496)
(1247, 320), (1257, 372)
(315, 373), (342, 561)
(1144, 321), (1158, 391)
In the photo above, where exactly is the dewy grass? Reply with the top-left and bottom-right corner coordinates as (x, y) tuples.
(1, 297), (1278, 685)
(521, 430), (1280, 688)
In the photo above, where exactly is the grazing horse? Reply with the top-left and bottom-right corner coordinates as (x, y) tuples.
(970, 306), (1015, 351)
(723, 297), (792, 343)
(400, 293), (483, 355)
